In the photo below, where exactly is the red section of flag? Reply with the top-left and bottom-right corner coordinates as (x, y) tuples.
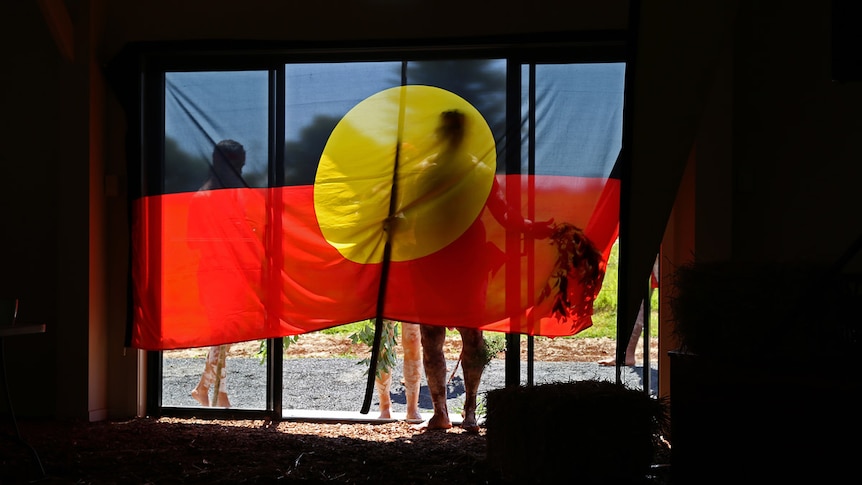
(130, 175), (618, 350)
(130, 187), (379, 350)
(132, 189), (267, 350)
(275, 186), (381, 330)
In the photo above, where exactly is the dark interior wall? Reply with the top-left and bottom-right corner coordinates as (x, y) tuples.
(733, 1), (862, 269)
(2, 2), (63, 418)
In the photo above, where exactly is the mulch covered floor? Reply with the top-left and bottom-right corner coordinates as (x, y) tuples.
(3, 413), (671, 484)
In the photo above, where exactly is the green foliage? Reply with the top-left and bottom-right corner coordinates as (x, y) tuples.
(592, 239), (620, 313)
(350, 320), (400, 378)
(475, 394), (488, 418)
(320, 321), (367, 335)
(347, 320), (377, 347)
(452, 393), (489, 420)
(257, 335), (300, 364)
(578, 240), (659, 340)
(482, 332), (507, 367)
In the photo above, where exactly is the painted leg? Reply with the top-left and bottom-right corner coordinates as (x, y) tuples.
(191, 345), (220, 406)
(623, 286), (654, 366)
(624, 311), (644, 366)
(401, 323), (423, 422)
(375, 320), (397, 419)
(599, 299), (646, 367)
(375, 370), (393, 419)
(213, 344), (231, 407)
(420, 324), (451, 430)
(457, 327), (486, 433)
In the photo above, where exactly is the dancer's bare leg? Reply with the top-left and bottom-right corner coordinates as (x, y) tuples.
(401, 323), (423, 423)
(213, 344), (231, 407)
(420, 324), (451, 430)
(375, 320), (397, 419)
(599, 304), (644, 367)
(191, 346), (220, 406)
(623, 318), (643, 366)
(457, 327), (486, 433)
(375, 370), (393, 419)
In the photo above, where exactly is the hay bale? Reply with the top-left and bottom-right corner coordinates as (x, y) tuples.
(485, 380), (667, 484)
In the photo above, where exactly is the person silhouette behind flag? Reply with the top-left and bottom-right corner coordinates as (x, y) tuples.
(187, 139), (265, 407)
(395, 110), (554, 431)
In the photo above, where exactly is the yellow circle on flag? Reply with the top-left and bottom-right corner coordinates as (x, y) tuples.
(314, 85), (496, 264)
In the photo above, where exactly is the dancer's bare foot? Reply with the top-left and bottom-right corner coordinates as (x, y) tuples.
(405, 410), (423, 424)
(413, 416), (453, 432)
(460, 409), (481, 434)
(425, 413), (453, 430)
(191, 387), (209, 406)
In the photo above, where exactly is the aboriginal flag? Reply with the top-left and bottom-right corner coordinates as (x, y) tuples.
(129, 61), (624, 350)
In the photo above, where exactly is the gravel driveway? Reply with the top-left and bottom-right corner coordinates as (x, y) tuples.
(162, 356), (658, 420)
